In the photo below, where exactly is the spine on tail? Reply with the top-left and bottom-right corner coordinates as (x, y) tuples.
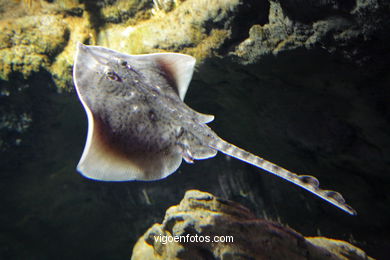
(209, 138), (356, 215)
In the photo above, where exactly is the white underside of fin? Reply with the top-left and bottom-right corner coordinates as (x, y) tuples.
(76, 103), (183, 181)
(73, 44), (183, 181)
(197, 113), (214, 123)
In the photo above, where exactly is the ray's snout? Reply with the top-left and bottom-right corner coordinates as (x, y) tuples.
(75, 42), (90, 62)
(76, 41), (87, 51)
(75, 42), (119, 67)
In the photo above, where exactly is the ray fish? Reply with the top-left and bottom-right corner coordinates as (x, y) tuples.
(73, 43), (356, 215)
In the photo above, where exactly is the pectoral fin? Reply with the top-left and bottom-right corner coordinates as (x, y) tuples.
(76, 105), (182, 181)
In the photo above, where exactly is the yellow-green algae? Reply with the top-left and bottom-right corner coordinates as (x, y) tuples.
(50, 14), (96, 90)
(0, 0), (239, 90)
(101, 0), (152, 24)
(0, 15), (68, 80)
(98, 0), (237, 57)
(307, 237), (375, 260)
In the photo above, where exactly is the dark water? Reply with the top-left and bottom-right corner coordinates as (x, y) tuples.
(1, 49), (390, 259)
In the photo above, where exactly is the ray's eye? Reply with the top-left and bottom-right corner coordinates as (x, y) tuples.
(120, 59), (135, 71)
(106, 70), (121, 82)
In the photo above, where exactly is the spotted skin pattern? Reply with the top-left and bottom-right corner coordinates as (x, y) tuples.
(73, 43), (356, 215)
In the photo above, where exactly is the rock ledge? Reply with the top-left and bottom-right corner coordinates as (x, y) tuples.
(132, 190), (373, 260)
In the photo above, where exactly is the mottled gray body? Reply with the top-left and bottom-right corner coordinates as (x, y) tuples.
(73, 43), (356, 215)
(84, 55), (180, 155)
(83, 56), (215, 160)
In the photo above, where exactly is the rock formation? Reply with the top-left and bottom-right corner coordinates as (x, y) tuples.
(132, 190), (373, 260)
(0, 0), (387, 89)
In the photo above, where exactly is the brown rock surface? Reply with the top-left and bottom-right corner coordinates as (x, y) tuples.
(132, 190), (373, 260)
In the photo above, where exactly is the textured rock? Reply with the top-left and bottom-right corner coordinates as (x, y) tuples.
(0, 0), (388, 87)
(0, 15), (68, 80)
(233, 0), (388, 64)
(100, 0), (152, 24)
(307, 237), (375, 260)
(0, 1), (91, 89)
(97, 0), (238, 59)
(132, 190), (373, 260)
(0, 1), (93, 152)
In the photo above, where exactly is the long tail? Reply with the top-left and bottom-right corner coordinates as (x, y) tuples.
(209, 138), (357, 215)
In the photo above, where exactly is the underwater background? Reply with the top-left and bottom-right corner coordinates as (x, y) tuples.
(1, 0), (389, 259)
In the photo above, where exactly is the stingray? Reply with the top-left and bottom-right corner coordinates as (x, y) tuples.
(73, 42), (356, 215)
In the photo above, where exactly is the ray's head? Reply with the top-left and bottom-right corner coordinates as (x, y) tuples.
(73, 42), (196, 102)
(73, 42), (142, 99)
